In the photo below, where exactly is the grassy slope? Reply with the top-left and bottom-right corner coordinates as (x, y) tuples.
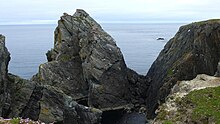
(182, 86), (220, 123)
(156, 86), (220, 124)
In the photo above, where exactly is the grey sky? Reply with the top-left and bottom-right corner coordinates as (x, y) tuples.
(0, 0), (220, 24)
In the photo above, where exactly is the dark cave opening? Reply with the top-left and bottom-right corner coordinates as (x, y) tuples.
(101, 109), (126, 124)
(76, 97), (89, 107)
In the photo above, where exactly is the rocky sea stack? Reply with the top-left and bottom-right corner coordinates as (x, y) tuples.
(0, 9), (220, 124)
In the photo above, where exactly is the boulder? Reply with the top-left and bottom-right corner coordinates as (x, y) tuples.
(146, 19), (220, 118)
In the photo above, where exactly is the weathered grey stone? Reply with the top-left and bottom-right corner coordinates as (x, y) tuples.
(19, 83), (42, 120)
(214, 62), (220, 77)
(64, 98), (102, 124)
(39, 85), (102, 123)
(37, 57), (88, 100)
(33, 9), (149, 122)
(146, 20), (220, 118)
(36, 9), (148, 112)
(0, 34), (37, 119)
(0, 10), (149, 123)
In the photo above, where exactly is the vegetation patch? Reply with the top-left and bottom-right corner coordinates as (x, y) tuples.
(9, 118), (20, 124)
(59, 54), (72, 62)
(182, 86), (220, 123)
(0, 117), (43, 124)
(163, 120), (173, 124)
(155, 86), (220, 123)
(167, 68), (174, 76)
(192, 19), (220, 25)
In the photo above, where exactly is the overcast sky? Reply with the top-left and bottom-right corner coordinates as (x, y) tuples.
(0, 0), (220, 24)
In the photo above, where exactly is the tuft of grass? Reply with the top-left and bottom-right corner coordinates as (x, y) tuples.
(192, 19), (220, 25)
(167, 69), (174, 76)
(9, 118), (20, 124)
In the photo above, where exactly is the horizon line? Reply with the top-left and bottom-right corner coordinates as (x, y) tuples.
(0, 20), (192, 26)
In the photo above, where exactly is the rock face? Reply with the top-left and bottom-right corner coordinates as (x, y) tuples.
(0, 10), (149, 123)
(0, 34), (11, 116)
(146, 19), (220, 118)
(3, 9), (220, 123)
(31, 9), (148, 123)
(38, 9), (148, 111)
(0, 35), (36, 119)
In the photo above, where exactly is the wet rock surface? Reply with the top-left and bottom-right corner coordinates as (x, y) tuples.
(146, 19), (220, 118)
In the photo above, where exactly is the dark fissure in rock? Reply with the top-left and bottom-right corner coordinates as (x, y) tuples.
(76, 97), (88, 107)
(54, 121), (64, 124)
(101, 109), (125, 124)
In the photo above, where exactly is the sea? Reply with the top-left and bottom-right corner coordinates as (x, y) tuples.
(0, 23), (184, 79)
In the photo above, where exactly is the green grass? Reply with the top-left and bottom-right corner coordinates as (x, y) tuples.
(167, 68), (174, 76)
(9, 118), (20, 124)
(182, 86), (220, 123)
(192, 19), (220, 25)
(59, 54), (72, 62)
(163, 120), (173, 124)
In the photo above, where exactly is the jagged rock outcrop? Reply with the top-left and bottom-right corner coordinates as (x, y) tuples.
(0, 34), (10, 116)
(36, 9), (148, 112)
(0, 34), (103, 123)
(0, 35), (36, 119)
(0, 9), (149, 123)
(2, 11), (220, 123)
(29, 9), (148, 123)
(146, 19), (220, 118)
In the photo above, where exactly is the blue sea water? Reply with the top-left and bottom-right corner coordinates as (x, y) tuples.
(0, 23), (184, 79)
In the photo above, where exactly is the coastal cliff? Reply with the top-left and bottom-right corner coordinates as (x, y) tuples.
(146, 19), (220, 118)
(0, 10), (148, 123)
(0, 10), (220, 124)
